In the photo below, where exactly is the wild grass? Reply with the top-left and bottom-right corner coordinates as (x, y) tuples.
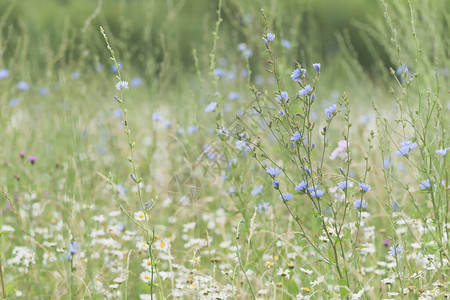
(0, 0), (448, 299)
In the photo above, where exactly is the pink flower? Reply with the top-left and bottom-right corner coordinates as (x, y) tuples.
(28, 156), (36, 164)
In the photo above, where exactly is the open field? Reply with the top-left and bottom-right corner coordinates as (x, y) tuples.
(0, 0), (448, 299)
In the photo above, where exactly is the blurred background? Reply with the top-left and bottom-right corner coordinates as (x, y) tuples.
(1, 0), (449, 117)
(1, 0), (387, 77)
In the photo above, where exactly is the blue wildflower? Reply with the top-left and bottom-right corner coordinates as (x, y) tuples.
(117, 184), (126, 195)
(291, 68), (305, 81)
(310, 189), (324, 198)
(337, 181), (348, 189)
(69, 242), (79, 254)
(275, 91), (288, 102)
(94, 63), (104, 71)
(324, 104), (336, 119)
(281, 39), (291, 49)
(251, 185), (263, 195)
(257, 201), (270, 213)
(188, 125), (198, 134)
(273, 181), (280, 189)
(295, 181), (308, 191)
(290, 131), (302, 141)
(359, 182), (371, 192)
(264, 33), (275, 41)
(115, 81), (129, 91)
(204, 102), (218, 113)
(0, 68), (9, 79)
(9, 98), (19, 106)
(39, 87), (50, 95)
(299, 85), (311, 96)
(238, 43), (247, 52)
(152, 112), (163, 122)
(280, 192), (292, 201)
(353, 199), (367, 209)
(214, 68), (224, 77)
(313, 63), (321, 71)
(396, 64), (409, 75)
(307, 185), (324, 198)
(396, 146), (410, 156)
(111, 62), (122, 72)
(279, 110), (285, 116)
(384, 158), (390, 168)
(400, 140), (417, 149)
(17, 81), (29, 91)
(228, 92), (239, 100)
(339, 167), (345, 175)
(71, 71), (80, 79)
(419, 179), (431, 190)
(131, 77), (142, 87)
(388, 244), (404, 258)
(436, 148), (448, 156)
(396, 140), (417, 156)
(266, 167), (282, 176)
(262, 33), (275, 46)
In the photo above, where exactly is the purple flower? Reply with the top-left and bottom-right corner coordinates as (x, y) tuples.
(273, 181), (280, 189)
(295, 181), (308, 191)
(214, 68), (224, 77)
(265, 33), (275, 41)
(131, 77), (142, 87)
(313, 63), (321, 71)
(419, 179), (432, 190)
(266, 167), (282, 176)
(28, 156), (36, 164)
(0, 68), (9, 79)
(275, 91), (288, 102)
(111, 62), (122, 72)
(353, 199), (367, 209)
(397, 140), (417, 156)
(71, 71), (80, 79)
(299, 84), (311, 96)
(281, 40), (291, 49)
(388, 244), (404, 258)
(17, 81), (29, 91)
(9, 98), (19, 106)
(310, 189), (324, 198)
(400, 140), (417, 149)
(69, 242), (79, 254)
(291, 68), (305, 81)
(257, 201), (270, 213)
(280, 192), (292, 201)
(251, 185), (263, 195)
(384, 158), (390, 168)
(436, 148), (448, 156)
(94, 63), (104, 71)
(324, 104), (337, 119)
(115, 81), (129, 91)
(396, 146), (410, 156)
(204, 102), (218, 113)
(290, 131), (302, 141)
(307, 185), (324, 197)
(337, 181), (348, 189)
(359, 182), (371, 192)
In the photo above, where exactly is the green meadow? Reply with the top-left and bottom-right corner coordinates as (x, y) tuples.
(0, 0), (448, 299)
